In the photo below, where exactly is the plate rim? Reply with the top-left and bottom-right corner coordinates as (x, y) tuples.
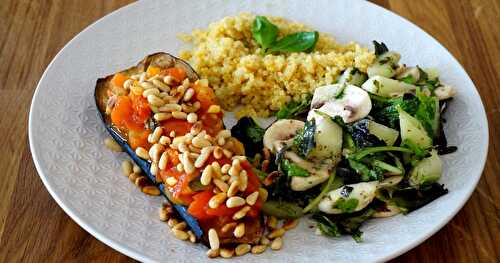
(28, 1), (489, 262)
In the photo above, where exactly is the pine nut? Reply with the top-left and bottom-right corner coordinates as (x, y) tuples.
(176, 163), (184, 172)
(194, 146), (213, 168)
(192, 137), (211, 148)
(267, 216), (278, 229)
(268, 228), (285, 239)
(182, 78), (190, 88)
(246, 191), (259, 206)
(208, 228), (219, 250)
(206, 249), (219, 258)
(135, 147), (150, 160)
(123, 79), (133, 89)
(227, 181), (239, 197)
(217, 137), (225, 146)
(213, 178), (229, 192)
(271, 237), (283, 250)
(158, 152), (168, 170)
(172, 111), (187, 119)
(172, 229), (189, 240)
(208, 192), (227, 209)
(135, 176), (149, 188)
(128, 172), (139, 183)
(221, 164), (231, 174)
(167, 218), (178, 227)
(190, 122), (203, 135)
(189, 145), (201, 153)
(200, 165), (213, 186)
(159, 204), (172, 222)
(207, 105), (221, 113)
(260, 236), (270, 245)
(251, 245), (267, 254)
(235, 244), (251, 256)
(142, 186), (160, 196)
(258, 188), (268, 202)
(154, 113), (172, 122)
(217, 129), (231, 139)
(182, 101), (200, 113)
(152, 79), (170, 92)
(226, 196), (245, 208)
(221, 222), (237, 233)
(183, 88), (195, 101)
(140, 81), (155, 89)
(163, 75), (176, 85)
(173, 221), (187, 230)
(181, 153), (195, 174)
(151, 127), (163, 143)
(233, 205), (251, 220)
(186, 113), (198, 123)
(238, 170), (248, 191)
(159, 103), (182, 112)
(130, 85), (144, 96)
(169, 131), (176, 137)
(213, 146), (223, 159)
(147, 94), (164, 106)
(142, 87), (160, 98)
(178, 142), (189, 153)
(283, 219), (299, 230)
(187, 230), (196, 243)
(223, 149), (233, 158)
(221, 175), (230, 182)
(228, 166), (240, 178)
(148, 143), (164, 162)
(150, 162), (159, 176)
(104, 138), (122, 152)
(166, 176), (178, 186)
(220, 248), (234, 258)
(121, 160), (132, 176)
(132, 164), (141, 174)
(233, 223), (245, 238)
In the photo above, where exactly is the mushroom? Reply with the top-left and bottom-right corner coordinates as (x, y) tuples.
(263, 119), (304, 153)
(285, 151), (331, 191)
(434, 85), (456, 100)
(308, 84), (372, 123)
(318, 181), (378, 214)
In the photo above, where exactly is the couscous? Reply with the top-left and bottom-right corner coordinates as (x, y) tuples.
(179, 13), (375, 118)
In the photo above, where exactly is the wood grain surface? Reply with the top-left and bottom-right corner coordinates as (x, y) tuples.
(0, 0), (498, 262)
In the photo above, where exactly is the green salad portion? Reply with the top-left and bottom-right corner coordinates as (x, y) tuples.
(232, 41), (457, 242)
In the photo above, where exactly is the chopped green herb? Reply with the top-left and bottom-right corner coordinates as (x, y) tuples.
(333, 198), (359, 213)
(282, 159), (310, 177)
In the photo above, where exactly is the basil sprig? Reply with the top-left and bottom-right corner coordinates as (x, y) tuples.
(251, 16), (319, 53)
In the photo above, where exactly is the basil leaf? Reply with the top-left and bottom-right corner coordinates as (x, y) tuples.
(333, 198), (359, 213)
(269, 31), (319, 53)
(251, 16), (278, 50)
(293, 119), (316, 157)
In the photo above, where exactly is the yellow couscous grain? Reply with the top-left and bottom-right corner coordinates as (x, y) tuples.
(179, 13), (375, 118)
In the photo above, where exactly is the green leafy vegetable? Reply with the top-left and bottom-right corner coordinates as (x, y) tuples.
(230, 117), (265, 157)
(376, 183), (448, 213)
(373, 41), (389, 56)
(276, 93), (312, 119)
(371, 95), (419, 128)
(315, 214), (342, 237)
(415, 89), (439, 138)
(348, 159), (383, 181)
(333, 198), (359, 213)
(400, 75), (416, 84)
(293, 119), (316, 157)
(349, 146), (414, 160)
(313, 208), (376, 242)
(401, 139), (428, 159)
(269, 31), (319, 53)
(281, 159), (310, 177)
(251, 16), (278, 50)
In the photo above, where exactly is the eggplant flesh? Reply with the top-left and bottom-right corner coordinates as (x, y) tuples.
(95, 53), (263, 246)
(94, 53), (204, 239)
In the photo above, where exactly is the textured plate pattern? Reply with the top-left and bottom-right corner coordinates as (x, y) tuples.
(29, 0), (488, 262)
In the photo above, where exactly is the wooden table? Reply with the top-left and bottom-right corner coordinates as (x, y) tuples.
(0, 0), (498, 262)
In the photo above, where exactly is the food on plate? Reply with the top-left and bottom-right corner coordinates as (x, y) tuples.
(178, 13), (375, 118)
(98, 14), (457, 259)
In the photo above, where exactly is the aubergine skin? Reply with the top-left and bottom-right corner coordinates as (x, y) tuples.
(94, 53), (205, 240)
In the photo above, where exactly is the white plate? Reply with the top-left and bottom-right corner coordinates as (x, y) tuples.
(29, 0), (488, 262)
